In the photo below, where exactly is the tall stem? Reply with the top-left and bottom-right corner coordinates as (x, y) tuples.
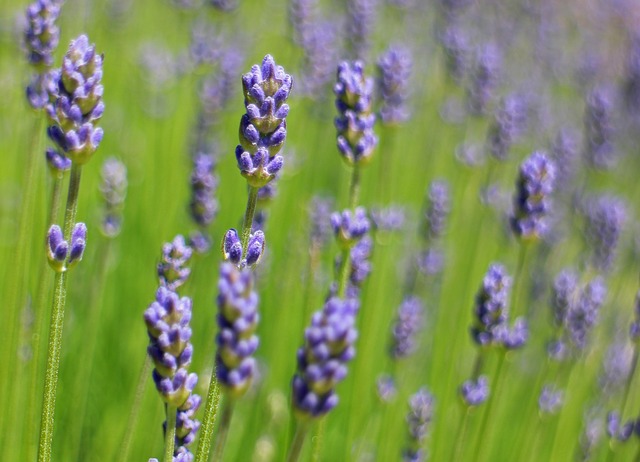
(26, 175), (65, 462)
(286, 422), (309, 462)
(38, 164), (83, 462)
(194, 365), (221, 462)
(474, 351), (507, 462)
(164, 405), (177, 462)
(240, 186), (259, 255)
(119, 356), (152, 461)
(212, 401), (234, 462)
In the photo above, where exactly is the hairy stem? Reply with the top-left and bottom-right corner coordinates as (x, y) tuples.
(194, 365), (221, 462)
(164, 405), (177, 462)
(286, 422), (309, 462)
(38, 164), (83, 462)
(240, 186), (259, 255)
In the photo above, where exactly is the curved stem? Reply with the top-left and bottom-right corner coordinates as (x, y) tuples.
(452, 407), (471, 461)
(164, 404), (177, 462)
(37, 164), (83, 462)
(240, 186), (259, 255)
(212, 401), (233, 461)
(194, 365), (221, 462)
(119, 356), (152, 461)
(286, 422), (309, 462)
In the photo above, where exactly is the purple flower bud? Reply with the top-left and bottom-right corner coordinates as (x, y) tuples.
(46, 224), (68, 272)
(422, 180), (450, 241)
(66, 222), (87, 268)
(45, 147), (71, 173)
(330, 207), (370, 249)
(566, 277), (606, 350)
(376, 374), (397, 403)
(460, 376), (489, 406)
(495, 317), (528, 349)
(245, 231), (265, 266)
(157, 235), (193, 291)
(222, 229), (242, 264)
(538, 385), (563, 414)
(550, 269), (578, 328)
(370, 205), (406, 232)
(486, 93), (528, 161)
(510, 151), (556, 241)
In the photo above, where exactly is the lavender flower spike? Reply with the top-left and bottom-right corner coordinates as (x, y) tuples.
(377, 45), (413, 125)
(334, 61), (378, 166)
(157, 235), (193, 291)
(24, 0), (62, 109)
(584, 195), (626, 273)
(144, 287), (200, 459)
(189, 153), (218, 229)
(236, 55), (292, 188)
(389, 297), (425, 360)
(47, 35), (104, 165)
(215, 262), (260, 397)
(99, 157), (127, 237)
(402, 387), (434, 462)
(470, 263), (511, 347)
(422, 180), (451, 242)
(566, 277), (607, 351)
(460, 376), (489, 406)
(510, 151), (555, 241)
(292, 297), (359, 418)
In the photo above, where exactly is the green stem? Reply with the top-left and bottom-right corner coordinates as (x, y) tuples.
(311, 418), (325, 462)
(286, 422), (309, 462)
(348, 165), (360, 211)
(194, 366), (221, 462)
(164, 405), (177, 462)
(474, 351), (507, 462)
(240, 186), (259, 255)
(212, 400), (233, 462)
(119, 356), (152, 461)
(512, 242), (529, 318)
(452, 407), (471, 461)
(26, 175), (65, 462)
(37, 164), (83, 462)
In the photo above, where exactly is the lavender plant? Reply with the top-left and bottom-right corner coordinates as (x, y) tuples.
(377, 45), (412, 126)
(38, 34), (104, 462)
(583, 195), (626, 273)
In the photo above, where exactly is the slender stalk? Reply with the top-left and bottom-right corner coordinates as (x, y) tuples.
(286, 422), (309, 462)
(348, 165), (360, 212)
(38, 164), (83, 462)
(512, 242), (529, 318)
(474, 350), (507, 462)
(453, 407), (471, 461)
(311, 418), (325, 462)
(164, 404), (177, 462)
(240, 186), (259, 254)
(26, 174), (65, 462)
(194, 365), (221, 462)
(119, 356), (152, 461)
(212, 401), (234, 462)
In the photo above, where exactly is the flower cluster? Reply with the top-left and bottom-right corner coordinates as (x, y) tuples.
(486, 93), (528, 161)
(377, 45), (413, 125)
(46, 223), (87, 272)
(583, 85), (616, 169)
(222, 229), (265, 268)
(422, 180), (451, 242)
(189, 153), (218, 229)
(438, 24), (468, 84)
(334, 61), (378, 165)
(470, 263), (527, 349)
(583, 195), (626, 273)
(460, 376), (489, 406)
(467, 43), (502, 116)
(23, 0), (62, 109)
(46, 35), (105, 165)
(510, 151), (556, 240)
(346, 0), (378, 61)
(331, 207), (370, 249)
(236, 55), (292, 187)
(402, 388), (434, 462)
(292, 297), (359, 418)
(144, 286), (200, 459)
(389, 297), (425, 360)
(157, 235), (193, 291)
(215, 262), (260, 396)
(99, 157), (127, 237)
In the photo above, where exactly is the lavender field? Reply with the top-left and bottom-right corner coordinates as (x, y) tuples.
(2, 0), (640, 460)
